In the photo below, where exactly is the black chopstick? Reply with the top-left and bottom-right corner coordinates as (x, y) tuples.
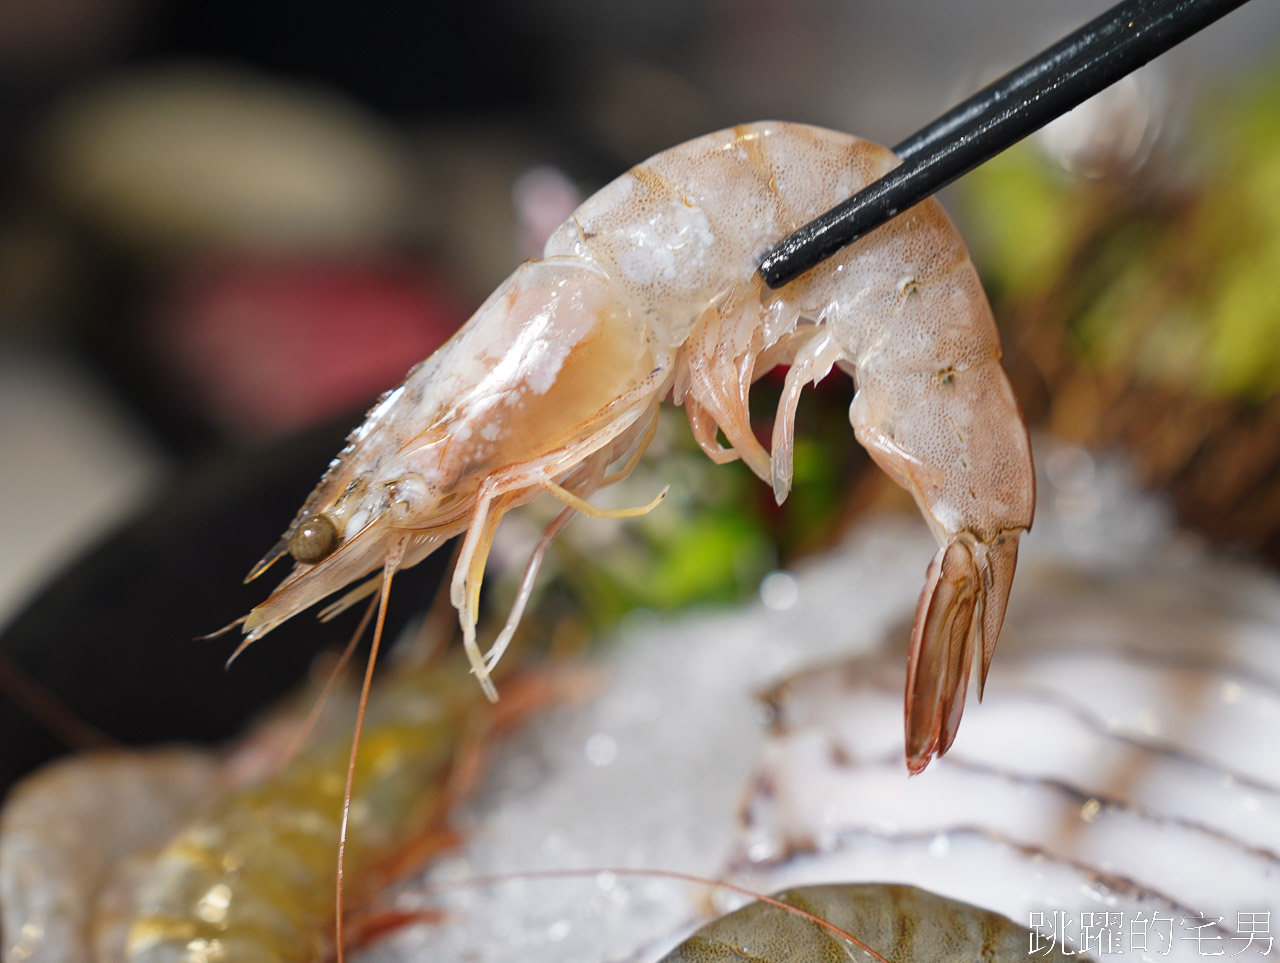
(758, 0), (1252, 289)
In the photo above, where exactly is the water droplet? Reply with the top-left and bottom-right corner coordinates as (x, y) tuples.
(1046, 444), (1096, 491)
(196, 883), (232, 925)
(760, 571), (798, 611)
(585, 732), (618, 767)
(547, 919), (572, 942)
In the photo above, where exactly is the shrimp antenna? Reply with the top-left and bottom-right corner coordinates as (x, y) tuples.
(0, 652), (120, 752)
(207, 617), (254, 667)
(334, 535), (407, 963)
(759, 0), (1253, 287)
(273, 592), (381, 776)
(417, 866), (892, 963)
(197, 615), (245, 642)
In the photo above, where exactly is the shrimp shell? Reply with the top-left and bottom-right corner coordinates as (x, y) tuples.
(0, 750), (221, 963)
(122, 655), (528, 963)
(657, 884), (1083, 962)
(238, 121), (1034, 771)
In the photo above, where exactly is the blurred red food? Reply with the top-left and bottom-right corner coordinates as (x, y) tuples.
(152, 258), (465, 439)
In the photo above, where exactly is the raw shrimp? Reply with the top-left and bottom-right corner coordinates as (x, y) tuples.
(122, 654), (542, 963)
(657, 883), (1083, 962)
(236, 120), (1034, 772)
(0, 750), (221, 963)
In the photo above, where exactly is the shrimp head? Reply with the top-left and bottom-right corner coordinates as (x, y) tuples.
(240, 258), (670, 696)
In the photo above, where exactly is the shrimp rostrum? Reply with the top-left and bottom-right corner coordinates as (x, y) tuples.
(238, 122), (1034, 773)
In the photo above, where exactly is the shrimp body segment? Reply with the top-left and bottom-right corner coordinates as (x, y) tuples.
(124, 655), (527, 963)
(240, 121), (1034, 771)
(658, 884), (1082, 961)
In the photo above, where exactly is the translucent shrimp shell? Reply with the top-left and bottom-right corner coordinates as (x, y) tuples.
(124, 657), (499, 963)
(242, 121), (1033, 772)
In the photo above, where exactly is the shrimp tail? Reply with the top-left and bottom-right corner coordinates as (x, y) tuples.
(904, 532), (1022, 774)
(978, 532), (1020, 698)
(904, 539), (978, 774)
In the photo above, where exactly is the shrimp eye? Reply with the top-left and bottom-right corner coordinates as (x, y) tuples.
(288, 514), (338, 564)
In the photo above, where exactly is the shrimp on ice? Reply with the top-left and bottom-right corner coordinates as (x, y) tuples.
(123, 654), (546, 963)
(236, 121), (1034, 772)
